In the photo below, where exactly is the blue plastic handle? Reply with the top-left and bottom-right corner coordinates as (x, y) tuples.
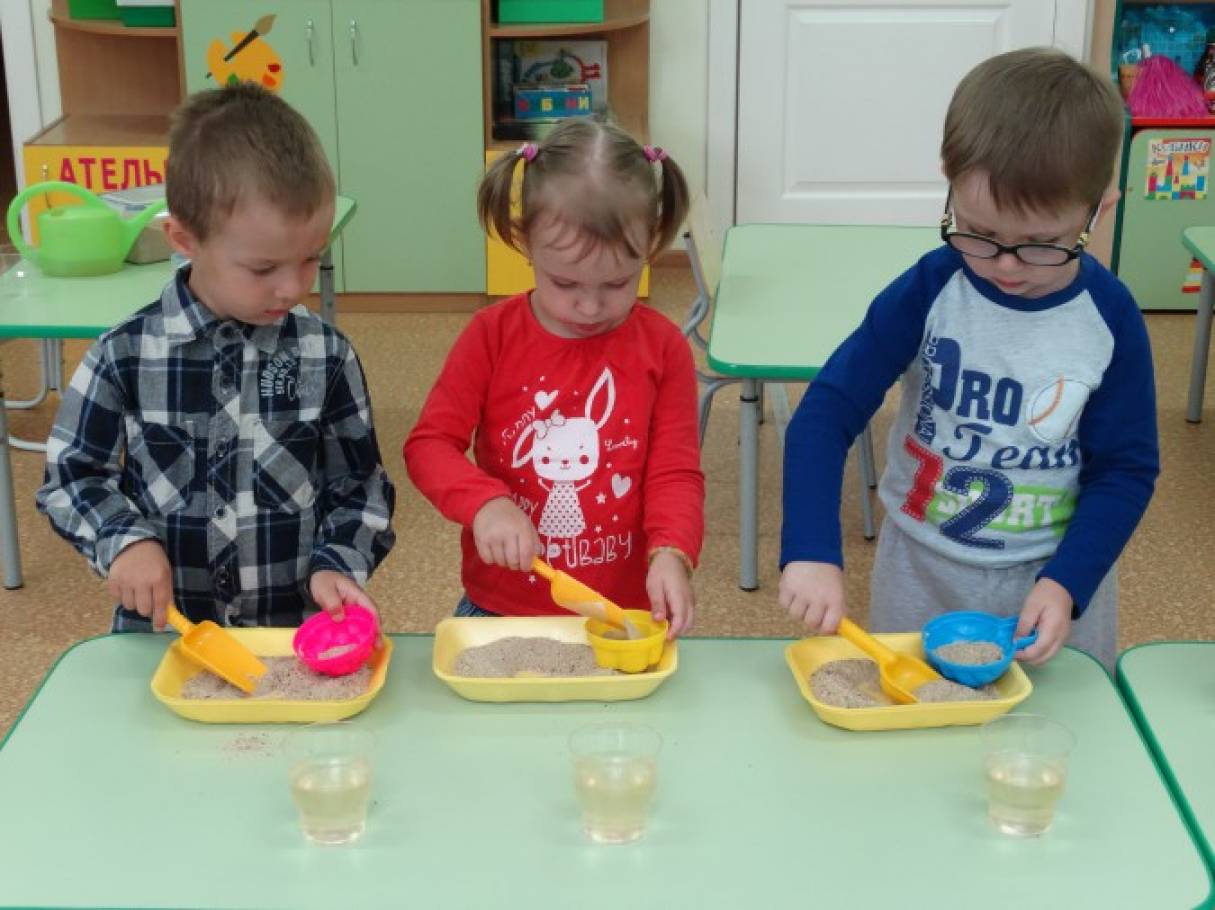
(1012, 630), (1038, 652)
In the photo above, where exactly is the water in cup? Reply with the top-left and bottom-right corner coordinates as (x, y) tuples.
(569, 722), (661, 844)
(573, 752), (657, 843)
(984, 752), (1066, 836)
(285, 722), (374, 845)
(981, 713), (1074, 838)
(289, 755), (372, 845)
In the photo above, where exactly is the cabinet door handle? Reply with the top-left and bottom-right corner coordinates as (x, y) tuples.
(349, 19), (359, 66)
(306, 19), (315, 66)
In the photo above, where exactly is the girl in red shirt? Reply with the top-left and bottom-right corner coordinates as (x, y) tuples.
(404, 118), (704, 636)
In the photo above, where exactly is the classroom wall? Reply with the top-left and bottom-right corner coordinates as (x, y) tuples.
(30, 0), (60, 127)
(22, 0), (709, 200)
(1089, 0), (1116, 266)
(20, 0), (1115, 251)
(649, 0), (708, 202)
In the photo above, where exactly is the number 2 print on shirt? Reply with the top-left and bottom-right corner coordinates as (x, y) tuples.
(902, 333), (1088, 549)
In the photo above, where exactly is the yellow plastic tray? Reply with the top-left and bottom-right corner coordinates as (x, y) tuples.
(150, 628), (392, 724)
(785, 632), (1032, 731)
(433, 616), (677, 703)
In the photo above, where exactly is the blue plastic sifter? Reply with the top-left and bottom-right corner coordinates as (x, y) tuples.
(922, 611), (1038, 687)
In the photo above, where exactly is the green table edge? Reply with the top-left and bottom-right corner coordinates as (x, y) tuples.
(703, 220), (933, 380)
(704, 221), (833, 380)
(1182, 227), (1215, 274)
(0, 195), (357, 340)
(5, 638), (1211, 910)
(330, 194), (356, 240)
(1116, 641), (1215, 908)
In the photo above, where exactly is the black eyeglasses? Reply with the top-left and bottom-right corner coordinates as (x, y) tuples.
(940, 189), (1099, 267)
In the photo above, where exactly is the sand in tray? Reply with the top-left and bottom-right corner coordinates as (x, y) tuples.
(452, 637), (617, 678)
(181, 656), (372, 700)
(810, 658), (1000, 708)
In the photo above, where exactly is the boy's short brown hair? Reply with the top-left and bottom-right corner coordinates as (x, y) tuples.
(941, 48), (1124, 214)
(166, 82), (334, 240)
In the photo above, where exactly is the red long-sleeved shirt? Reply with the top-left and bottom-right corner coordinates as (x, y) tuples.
(404, 293), (704, 616)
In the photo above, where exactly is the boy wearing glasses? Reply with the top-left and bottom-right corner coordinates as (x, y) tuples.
(779, 48), (1158, 672)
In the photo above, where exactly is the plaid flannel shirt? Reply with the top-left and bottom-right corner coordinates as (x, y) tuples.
(36, 269), (396, 627)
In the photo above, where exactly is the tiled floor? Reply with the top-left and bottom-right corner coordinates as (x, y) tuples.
(0, 265), (1212, 736)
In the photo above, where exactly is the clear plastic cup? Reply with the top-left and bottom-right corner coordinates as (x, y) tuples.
(569, 722), (661, 844)
(285, 722), (375, 845)
(982, 714), (1074, 837)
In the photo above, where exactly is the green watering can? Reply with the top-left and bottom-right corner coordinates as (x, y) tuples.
(6, 181), (167, 277)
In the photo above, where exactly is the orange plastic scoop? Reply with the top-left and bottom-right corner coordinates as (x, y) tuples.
(165, 604), (267, 695)
(836, 618), (941, 705)
(530, 558), (641, 639)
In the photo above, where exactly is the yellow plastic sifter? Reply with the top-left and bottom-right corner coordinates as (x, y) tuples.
(165, 604), (267, 695)
(836, 618), (941, 705)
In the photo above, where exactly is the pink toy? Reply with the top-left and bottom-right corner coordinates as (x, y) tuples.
(293, 604), (380, 677)
(1128, 55), (1208, 119)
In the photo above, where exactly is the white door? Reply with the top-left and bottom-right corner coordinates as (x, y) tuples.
(734, 0), (1080, 226)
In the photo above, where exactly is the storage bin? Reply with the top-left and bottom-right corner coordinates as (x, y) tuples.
(117, 1), (176, 28)
(498, 0), (603, 25)
(67, 0), (119, 20)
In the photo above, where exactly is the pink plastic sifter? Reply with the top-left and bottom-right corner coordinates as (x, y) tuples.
(293, 604), (380, 677)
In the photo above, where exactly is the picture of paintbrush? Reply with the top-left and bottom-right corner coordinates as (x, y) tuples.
(205, 14), (277, 79)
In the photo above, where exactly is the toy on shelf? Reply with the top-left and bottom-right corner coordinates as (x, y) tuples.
(1127, 53), (1208, 119)
(513, 82), (593, 121)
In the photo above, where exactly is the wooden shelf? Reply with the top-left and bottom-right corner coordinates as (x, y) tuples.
(488, 13), (648, 38)
(1131, 117), (1215, 129)
(49, 13), (177, 38)
(28, 113), (171, 148)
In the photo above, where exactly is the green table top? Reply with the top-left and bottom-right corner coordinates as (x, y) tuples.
(1118, 642), (1215, 883)
(1183, 226), (1215, 273)
(706, 223), (938, 379)
(0, 196), (356, 340)
(0, 637), (1207, 909)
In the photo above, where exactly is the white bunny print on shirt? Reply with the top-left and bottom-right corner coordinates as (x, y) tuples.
(512, 367), (616, 558)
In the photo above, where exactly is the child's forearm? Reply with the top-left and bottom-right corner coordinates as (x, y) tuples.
(312, 463), (396, 581)
(404, 432), (513, 528)
(641, 339), (705, 564)
(780, 385), (856, 569)
(37, 464), (159, 576)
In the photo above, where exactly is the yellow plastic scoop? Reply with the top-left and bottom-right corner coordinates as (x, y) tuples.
(836, 618), (941, 705)
(165, 604), (267, 695)
(530, 558), (642, 639)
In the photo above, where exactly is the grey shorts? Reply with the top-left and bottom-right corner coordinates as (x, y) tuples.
(868, 518), (1118, 673)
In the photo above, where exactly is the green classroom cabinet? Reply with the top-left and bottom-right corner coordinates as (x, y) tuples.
(1115, 127), (1215, 312)
(179, 0), (486, 294)
(1108, 1), (1215, 312)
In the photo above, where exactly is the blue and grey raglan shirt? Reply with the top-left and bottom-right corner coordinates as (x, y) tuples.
(781, 246), (1159, 616)
(36, 268), (396, 627)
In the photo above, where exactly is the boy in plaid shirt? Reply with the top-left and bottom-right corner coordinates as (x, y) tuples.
(36, 84), (395, 631)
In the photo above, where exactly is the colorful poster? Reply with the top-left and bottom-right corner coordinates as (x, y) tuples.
(1145, 137), (1209, 201)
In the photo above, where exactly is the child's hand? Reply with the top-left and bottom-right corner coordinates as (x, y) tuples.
(107, 539), (173, 630)
(646, 551), (694, 639)
(472, 496), (542, 571)
(309, 570), (379, 622)
(779, 561), (845, 635)
(1014, 578), (1073, 665)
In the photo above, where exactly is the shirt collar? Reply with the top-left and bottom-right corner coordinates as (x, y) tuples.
(160, 266), (287, 353)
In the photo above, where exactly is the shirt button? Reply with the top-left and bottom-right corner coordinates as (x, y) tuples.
(214, 505), (227, 520)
